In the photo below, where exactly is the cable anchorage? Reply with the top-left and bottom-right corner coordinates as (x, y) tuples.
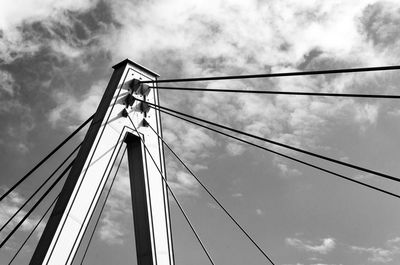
(140, 65), (400, 84)
(152, 86), (400, 99)
(134, 97), (400, 184)
(155, 106), (400, 199)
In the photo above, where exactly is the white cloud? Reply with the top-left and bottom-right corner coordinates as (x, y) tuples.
(275, 159), (303, 178)
(351, 237), (400, 263)
(16, 142), (29, 154)
(99, 157), (131, 245)
(164, 158), (200, 197)
(97, 0), (400, 200)
(99, 211), (125, 245)
(0, 0), (97, 31)
(0, 0), (99, 63)
(0, 71), (16, 96)
(0, 187), (46, 244)
(48, 80), (105, 129)
(354, 103), (379, 129)
(353, 173), (377, 181)
(255, 208), (264, 216)
(286, 237), (336, 255)
(9, 0), (397, 195)
(351, 246), (393, 263)
(226, 142), (246, 156)
(282, 263), (343, 265)
(387, 109), (400, 116)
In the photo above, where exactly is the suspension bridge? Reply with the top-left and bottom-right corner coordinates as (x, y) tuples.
(1, 59), (400, 264)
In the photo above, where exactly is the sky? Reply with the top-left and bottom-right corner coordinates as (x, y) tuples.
(1, 0), (400, 264)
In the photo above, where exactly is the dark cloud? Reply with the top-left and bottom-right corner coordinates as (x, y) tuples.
(0, 1), (119, 155)
(1, 1), (118, 102)
(16, 1), (118, 51)
(359, 2), (400, 47)
(298, 48), (323, 70)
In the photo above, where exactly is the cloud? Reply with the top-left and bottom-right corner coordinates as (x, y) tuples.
(99, 156), (131, 245)
(353, 173), (377, 181)
(48, 80), (105, 129)
(89, 0), (400, 195)
(158, 114), (217, 197)
(99, 210), (126, 245)
(0, 187), (47, 245)
(163, 157), (201, 197)
(283, 263), (342, 265)
(286, 237), (336, 255)
(3, 0), (397, 187)
(106, 0), (399, 179)
(0, 0), (105, 64)
(1, 4), (400, 265)
(0, 70), (16, 95)
(226, 142), (246, 156)
(0, 0), (97, 30)
(255, 208), (264, 216)
(351, 237), (400, 263)
(0, 69), (34, 153)
(359, 1), (400, 49)
(354, 103), (379, 130)
(275, 158), (303, 178)
(0, 1), (119, 154)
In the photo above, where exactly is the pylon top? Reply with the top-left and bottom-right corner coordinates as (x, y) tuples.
(112, 58), (160, 77)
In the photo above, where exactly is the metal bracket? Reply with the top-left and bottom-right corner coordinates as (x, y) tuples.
(140, 101), (150, 114)
(139, 84), (151, 96)
(142, 119), (150, 127)
(130, 79), (141, 94)
(125, 94), (136, 107)
(121, 108), (129, 117)
(130, 79), (151, 96)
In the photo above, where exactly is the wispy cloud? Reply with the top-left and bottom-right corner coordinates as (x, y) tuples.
(0, 187), (47, 246)
(2, 0), (400, 260)
(255, 208), (264, 216)
(164, 157), (201, 197)
(115, 0), (399, 179)
(0, 0), (102, 63)
(48, 80), (105, 129)
(98, 157), (131, 245)
(226, 142), (246, 156)
(351, 237), (400, 263)
(283, 263), (342, 265)
(3, 0), (398, 177)
(286, 236), (336, 255)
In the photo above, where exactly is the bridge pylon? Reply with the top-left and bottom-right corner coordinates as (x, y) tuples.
(30, 59), (174, 265)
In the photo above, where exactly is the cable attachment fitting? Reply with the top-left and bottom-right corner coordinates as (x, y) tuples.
(129, 79), (140, 93)
(121, 108), (129, 118)
(125, 94), (135, 107)
(129, 79), (151, 96)
(142, 119), (150, 127)
(139, 84), (151, 96)
(140, 101), (150, 114)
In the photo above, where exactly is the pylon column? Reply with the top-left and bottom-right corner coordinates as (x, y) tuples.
(30, 59), (174, 265)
